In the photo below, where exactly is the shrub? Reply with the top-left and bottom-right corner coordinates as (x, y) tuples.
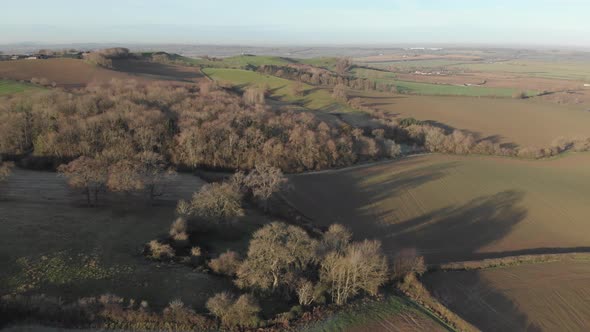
(207, 293), (261, 329)
(187, 182), (245, 227)
(170, 217), (188, 242)
(190, 247), (202, 257)
(147, 240), (175, 260)
(208, 251), (241, 276)
(391, 248), (427, 280)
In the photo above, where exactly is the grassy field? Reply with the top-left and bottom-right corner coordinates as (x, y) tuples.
(358, 59), (475, 70)
(301, 294), (450, 332)
(285, 153), (590, 264)
(0, 169), (272, 311)
(297, 57), (339, 71)
(360, 59), (590, 81)
(0, 80), (43, 95)
(450, 60), (590, 81)
(180, 55), (292, 69)
(423, 258), (590, 331)
(356, 92), (590, 147)
(352, 68), (537, 97)
(203, 67), (353, 112)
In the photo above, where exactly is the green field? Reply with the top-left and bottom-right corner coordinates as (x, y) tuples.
(449, 60), (590, 81)
(203, 68), (353, 112)
(0, 80), (42, 95)
(297, 57), (339, 71)
(352, 68), (537, 97)
(359, 59), (472, 70)
(285, 153), (590, 264)
(177, 55), (292, 69)
(301, 294), (449, 332)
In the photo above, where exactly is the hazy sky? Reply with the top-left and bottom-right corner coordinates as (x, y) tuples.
(1, 0), (589, 46)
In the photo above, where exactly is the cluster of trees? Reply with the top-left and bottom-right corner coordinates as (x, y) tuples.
(83, 48), (131, 68)
(205, 221), (425, 327)
(57, 152), (175, 205)
(143, 167), (425, 328)
(0, 80), (399, 174)
(257, 64), (379, 91)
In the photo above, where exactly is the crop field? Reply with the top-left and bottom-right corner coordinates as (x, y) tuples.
(450, 60), (590, 81)
(203, 67), (353, 112)
(356, 92), (590, 147)
(302, 294), (449, 332)
(0, 59), (140, 88)
(0, 79), (43, 95)
(0, 169), (272, 310)
(352, 68), (537, 97)
(423, 258), (590, 331)
(284, 153), (590, 264)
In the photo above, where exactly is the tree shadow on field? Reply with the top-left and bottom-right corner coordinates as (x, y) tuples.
(378, 190), (527, 264)
(422, 269), (543, 332)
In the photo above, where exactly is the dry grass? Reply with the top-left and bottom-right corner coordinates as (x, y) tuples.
(398, 274), (479, 332)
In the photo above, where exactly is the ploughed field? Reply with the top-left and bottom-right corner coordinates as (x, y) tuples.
(357, 93), (590, 147)
(423, 258), (590, 331)
(285, 153), (590, 264)
(0, 58), (203, 88)
(0, 169), (243, 310)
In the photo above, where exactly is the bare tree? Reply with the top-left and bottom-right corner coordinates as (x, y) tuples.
(318, 224), (352, 255)
(320, 239), (388, 305)
(236, 222), (318, 292)
(335, 57), (352, 75)
(391, 248), (426, 280)
(242, 163), (287, 211)
(186, 182), (244, 228)
(243, 87), (265, 106)
(0, 159), (13, 183)
(332, 84), (348, 102)
(137, 152), (176, 201)
(291, 81), (305, 97)
(58, 157), (108, 206)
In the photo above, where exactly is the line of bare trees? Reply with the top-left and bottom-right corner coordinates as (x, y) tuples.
(347, 98), (590, 159)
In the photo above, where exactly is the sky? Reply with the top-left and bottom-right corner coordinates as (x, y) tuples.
(1, 0), (589, 47)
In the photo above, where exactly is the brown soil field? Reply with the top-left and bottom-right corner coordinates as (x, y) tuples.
(357, 92), (590, 147)
(423, 259), (590, 331)
(0, 58), (203, 89)
(284, 153), (590, 264)
(0, 169), (266, 310)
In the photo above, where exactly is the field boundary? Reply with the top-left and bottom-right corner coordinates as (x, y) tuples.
(435, 251), (590, 271)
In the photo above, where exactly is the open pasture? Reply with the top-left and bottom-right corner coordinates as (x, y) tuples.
(423, 259), (590, 331)
(0, 169), (270, 311)
(352, 67), (537, 97)
(285, 153), (590, 264)
(0, 80), (44, 95)
(357, 92), (590, 147)
(203, 67), (353, 112)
